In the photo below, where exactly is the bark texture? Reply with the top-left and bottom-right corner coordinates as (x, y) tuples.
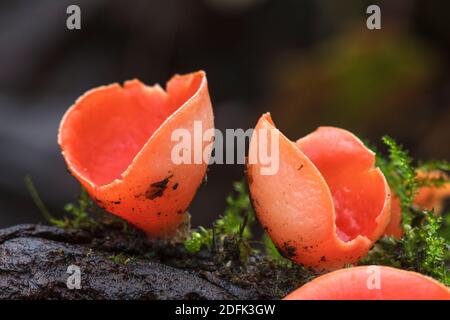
(0, 224), (252, 299)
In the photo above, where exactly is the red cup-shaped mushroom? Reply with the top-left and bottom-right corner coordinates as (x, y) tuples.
(247, 113), (391, 270)
(59, 71), (214, 237)
(284, 266), (450, 300)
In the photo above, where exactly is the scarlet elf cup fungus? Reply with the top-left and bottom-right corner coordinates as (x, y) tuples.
(247, 113), (391, 270)
(384, 170), (450, 238)
(58, 71), (214, 237)
(283, 266), (450, 300)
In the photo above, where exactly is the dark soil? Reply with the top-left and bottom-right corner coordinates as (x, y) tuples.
(0, 222), (317, 300)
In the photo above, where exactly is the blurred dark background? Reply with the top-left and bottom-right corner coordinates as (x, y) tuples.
(0, 0), (449, 228)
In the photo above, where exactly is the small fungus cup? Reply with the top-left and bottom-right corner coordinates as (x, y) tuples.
(247, 113), (391, 269)
(59, 71), (214, 237)
(384, 170), (450, 238)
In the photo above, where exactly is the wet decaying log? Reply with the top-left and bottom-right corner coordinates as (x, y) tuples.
(0, 224), (240, 299)
(0, 224), (308, 300)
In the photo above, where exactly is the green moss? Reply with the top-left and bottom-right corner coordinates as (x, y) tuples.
(107, 253), (136, 265)
(361, 137), (449, 285)
(262, 233), (294, 267)
(361, 212), (449, 285)
(377, 136), (418, 226)
(25, 176), (127, 231)
(59, 188), (99, 229)
(417, 159), (450, 172)
(184, 179), (256, 258)
(184, 226), (213, 253)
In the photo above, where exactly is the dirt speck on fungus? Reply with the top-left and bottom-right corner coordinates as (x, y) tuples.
(282, 241), (297, 258)
(145, 175), (173, 200)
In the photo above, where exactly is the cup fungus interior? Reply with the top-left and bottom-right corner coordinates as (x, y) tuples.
(60, 73), (203, 187)
(297, 128), (387, 242)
